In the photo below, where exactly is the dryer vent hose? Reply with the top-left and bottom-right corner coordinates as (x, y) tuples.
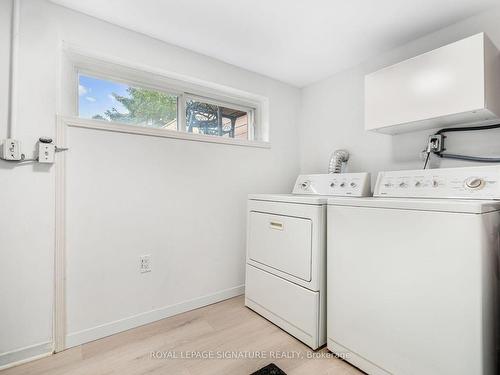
(328, 150), (349, 174)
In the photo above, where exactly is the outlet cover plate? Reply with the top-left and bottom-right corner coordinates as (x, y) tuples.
(140, 255), (151, 273)
(2, 139), (22, 161)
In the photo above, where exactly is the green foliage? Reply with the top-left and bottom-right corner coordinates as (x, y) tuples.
(96, 87), (177, 127)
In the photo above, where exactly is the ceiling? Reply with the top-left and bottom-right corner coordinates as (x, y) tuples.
(50, 0), (498, 87)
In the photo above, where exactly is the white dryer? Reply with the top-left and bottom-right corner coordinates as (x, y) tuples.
(245, 173), (371, 349)
(327, 166), (500, 375)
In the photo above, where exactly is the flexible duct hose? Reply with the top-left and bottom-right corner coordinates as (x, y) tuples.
(328, 150), (349, 173)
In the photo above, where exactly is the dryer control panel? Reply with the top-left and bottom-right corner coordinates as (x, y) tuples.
(374, 166), (500, 199)
(293, 173), (371, 197)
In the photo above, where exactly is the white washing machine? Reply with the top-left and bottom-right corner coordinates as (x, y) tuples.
(327, 166), (500, 375)
(245, 173), (371, 349)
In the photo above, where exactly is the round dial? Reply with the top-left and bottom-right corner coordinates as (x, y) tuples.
(465, 177), (484, 189)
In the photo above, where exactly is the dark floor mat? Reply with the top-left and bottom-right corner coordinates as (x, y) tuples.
(251, 363), (287, 375)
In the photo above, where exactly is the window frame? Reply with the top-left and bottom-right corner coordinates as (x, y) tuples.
(62, 47), (269, 148)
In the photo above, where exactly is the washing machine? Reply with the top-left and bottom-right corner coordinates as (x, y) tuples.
(327, 166), (500, 375)
(245, 173), (371, 349)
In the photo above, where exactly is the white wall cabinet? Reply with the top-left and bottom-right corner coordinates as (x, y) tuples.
(365, 33), (500, 134)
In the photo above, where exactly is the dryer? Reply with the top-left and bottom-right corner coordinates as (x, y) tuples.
(245, 173), (371, 349)
(327, 166), (500, 375)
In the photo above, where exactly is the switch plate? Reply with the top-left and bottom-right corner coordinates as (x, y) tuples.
(38, 142), (55, 163)
(140, 255), (152, 273)
(1, 139), (22, 161)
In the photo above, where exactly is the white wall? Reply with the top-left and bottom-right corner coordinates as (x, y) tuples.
(4, 0), (500, 368)
(0, 0), (300, 366)
(0, 0), (56, 366)
(298, 6), (500, 182)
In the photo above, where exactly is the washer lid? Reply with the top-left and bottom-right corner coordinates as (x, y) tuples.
(327, 197), (500, 214)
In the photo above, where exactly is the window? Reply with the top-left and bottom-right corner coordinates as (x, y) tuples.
(78, 75), (178, 130)
(185, 97), (250, 140)
(77, 73), (257, 143)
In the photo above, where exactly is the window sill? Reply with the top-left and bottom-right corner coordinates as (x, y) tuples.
(62, 117), (271, 149)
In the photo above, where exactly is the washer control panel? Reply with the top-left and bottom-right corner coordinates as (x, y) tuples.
(374, 166), (500, 199)
(293, 173), (371, 197)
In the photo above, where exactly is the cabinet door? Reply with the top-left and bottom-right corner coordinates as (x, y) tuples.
(365, 33), (487, 134)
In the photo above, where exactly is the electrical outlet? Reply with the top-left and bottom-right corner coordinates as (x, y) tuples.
(38, 142), (55, 163)
(140, 255), (152, 273)
(1, 138), (22, 161)
(426, 134), (444, 154)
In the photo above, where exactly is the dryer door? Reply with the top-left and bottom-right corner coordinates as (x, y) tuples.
(248, 211), (312, 281)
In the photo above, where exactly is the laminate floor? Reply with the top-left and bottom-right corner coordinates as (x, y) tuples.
(1, 296), (362, 375)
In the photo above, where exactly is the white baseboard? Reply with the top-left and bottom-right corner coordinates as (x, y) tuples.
(66, 284), (245, 348)
(0, 341), (52, 370)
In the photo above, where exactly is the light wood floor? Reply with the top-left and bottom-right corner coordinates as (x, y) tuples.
(1, 296), (362, 375)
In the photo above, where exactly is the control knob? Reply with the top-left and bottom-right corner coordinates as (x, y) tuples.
(300, 181), (311, 190)
(465, 177), (485, 189)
